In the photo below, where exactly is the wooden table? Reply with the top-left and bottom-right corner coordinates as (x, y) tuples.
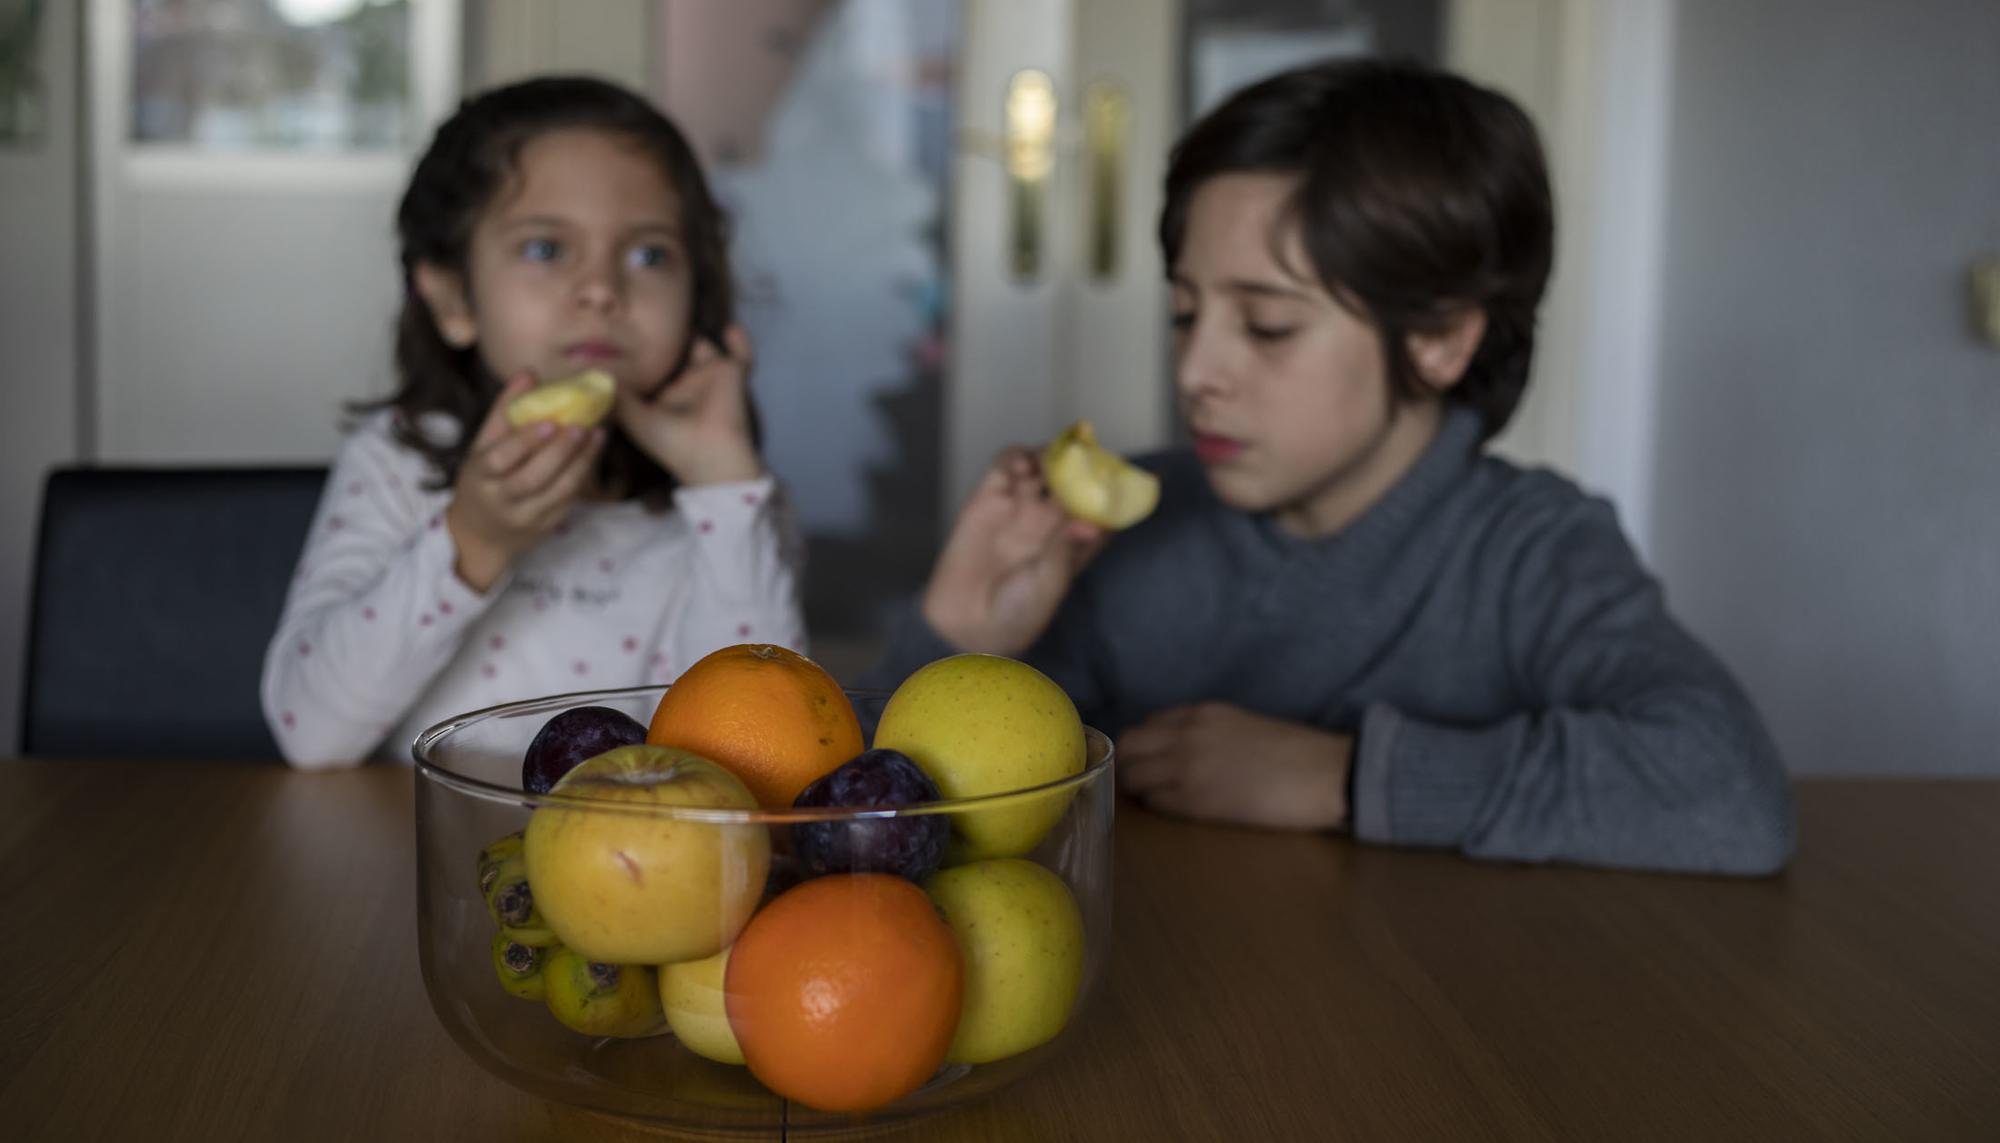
(3, 759), (1996, 1141)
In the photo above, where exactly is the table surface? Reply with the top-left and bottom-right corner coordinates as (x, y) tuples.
(3, 758), (1996, 1142)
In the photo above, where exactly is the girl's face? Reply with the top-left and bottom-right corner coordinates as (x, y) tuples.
(1170, 172), (1454, 539)
(427, 127), (695, 398)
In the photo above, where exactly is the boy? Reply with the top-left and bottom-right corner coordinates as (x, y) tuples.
(867, 59), (1793, 875)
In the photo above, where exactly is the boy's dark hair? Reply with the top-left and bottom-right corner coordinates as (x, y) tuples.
(1160, 59), (1554, 439)
(359, 75), (742, 498)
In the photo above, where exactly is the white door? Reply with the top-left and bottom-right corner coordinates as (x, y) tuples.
(943, 0), (1181, 512)
(86, 0), (460, 463)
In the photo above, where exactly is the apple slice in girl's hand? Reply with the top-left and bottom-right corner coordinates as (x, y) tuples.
(505, 369), (616, 429)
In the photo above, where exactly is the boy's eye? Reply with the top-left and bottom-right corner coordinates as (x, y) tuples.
(627, 244), (673, 270)
(521, 237), (561, 263)
(1245, 322), (1298, 343)
(1169, 311), (1195, 332)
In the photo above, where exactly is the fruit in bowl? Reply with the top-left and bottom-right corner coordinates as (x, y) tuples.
(521, 705), (647, 794)
(646, 643), (864, 809)
(926, 857), (1086, 1064)
(726, 873), (963, 1113)
(790, 748), (948, 882)
(873, 654), (1087, 861)
(524, 743), (770, 964)
(412, 649), (1114, 1132)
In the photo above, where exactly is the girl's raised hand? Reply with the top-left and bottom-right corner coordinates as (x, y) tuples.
(617, 323), (764, 487)
(920, 447), (1107, 656)
(445, 372), (605, 592)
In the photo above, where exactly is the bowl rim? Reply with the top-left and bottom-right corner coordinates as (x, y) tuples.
(411, 682), (1114, 823)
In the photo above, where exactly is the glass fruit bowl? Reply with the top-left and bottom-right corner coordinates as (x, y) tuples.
(412, 684), (1114, 1136)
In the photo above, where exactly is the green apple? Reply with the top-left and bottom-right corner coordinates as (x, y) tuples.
(541, 945), (663, 1037)
(925, 858), (1085, 1064)
(524, 744), (770, 965)
(873, 654), (1086, 860)
(660, 945), (745, 1065)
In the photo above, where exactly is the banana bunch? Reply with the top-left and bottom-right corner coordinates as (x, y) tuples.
(475, 831), (661, 1035)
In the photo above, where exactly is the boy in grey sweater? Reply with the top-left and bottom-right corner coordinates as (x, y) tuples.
(866, 60), (1794, 876)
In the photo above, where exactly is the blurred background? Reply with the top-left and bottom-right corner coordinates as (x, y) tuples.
(1, 0), (1995, 774)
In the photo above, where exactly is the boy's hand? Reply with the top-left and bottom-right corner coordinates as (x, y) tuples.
(1117, 703), (1352, 830)
(446, 373), (605, 592)
(617, 324), (763, 487)
(921, 448), (1107, 656)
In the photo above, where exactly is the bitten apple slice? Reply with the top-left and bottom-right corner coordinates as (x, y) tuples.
(505, 369), (616, 429)
(1041, 419), (1159, 529)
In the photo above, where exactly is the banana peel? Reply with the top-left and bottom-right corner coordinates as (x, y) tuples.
(505, 369), (615, 429)
(1042, 420), (1159, 530)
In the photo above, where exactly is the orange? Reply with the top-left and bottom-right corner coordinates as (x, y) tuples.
(725, 874), (963, 1114)
(647, 643), (863, 809)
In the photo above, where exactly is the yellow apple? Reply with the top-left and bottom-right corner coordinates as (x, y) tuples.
(1042, 419), (1159, 529)
(872, 654), (1086, 860)
(660, 945), (745, 1065)
(524, 744), (770, 965)
(505, 368), (615, 429)
(925, 858), (1085, 1064)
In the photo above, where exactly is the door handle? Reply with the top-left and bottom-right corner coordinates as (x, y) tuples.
(1084, 81), (1130, 283)
(1005, 69), (1056, 281)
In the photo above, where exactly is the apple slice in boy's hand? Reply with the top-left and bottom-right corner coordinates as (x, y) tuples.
(505, 369), (616, 429)
(1041, 419), (1159, 530)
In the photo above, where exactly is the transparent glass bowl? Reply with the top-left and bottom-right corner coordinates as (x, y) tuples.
(413, 685), (1114, 1136)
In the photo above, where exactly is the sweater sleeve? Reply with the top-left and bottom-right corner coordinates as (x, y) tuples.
(1349, 500), (1796, 876)
(260, 422), (503, 770)
(666, 476), (807, 662)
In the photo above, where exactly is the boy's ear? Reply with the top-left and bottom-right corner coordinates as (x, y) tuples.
(412, 263), (478, 349)
(1406, 308), (1487, 391)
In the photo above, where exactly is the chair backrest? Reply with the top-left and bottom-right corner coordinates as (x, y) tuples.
(21, 466), (328, 759)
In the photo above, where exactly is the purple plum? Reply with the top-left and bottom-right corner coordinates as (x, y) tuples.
(791, 748), (948, 883)
(521, 706), (647, 793)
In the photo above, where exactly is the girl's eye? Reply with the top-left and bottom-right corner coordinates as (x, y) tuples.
(1169, 311), (1195, 332)
(521, 237), (561, 263)
(1245, 323), (1298, 343)
(627, 244), (672, 270)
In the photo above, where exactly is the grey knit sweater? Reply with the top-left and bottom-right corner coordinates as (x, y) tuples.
(865, 407), (1796, 876)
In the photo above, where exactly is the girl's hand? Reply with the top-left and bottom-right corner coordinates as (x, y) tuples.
(921, 448), (1107, 656)
(446, 373), (605, 592)
(1116, 703), (1352, 830)
(617, 324), (763, 487)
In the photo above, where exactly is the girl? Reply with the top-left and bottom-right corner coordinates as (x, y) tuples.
(263, 77), (804, 770)
(866, 59), (1795, 875)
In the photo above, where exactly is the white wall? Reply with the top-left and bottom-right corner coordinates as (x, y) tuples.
(0, 0), (79, 752)
(1650, 0), (2000, 775)
(1446, 0), (1674, 557)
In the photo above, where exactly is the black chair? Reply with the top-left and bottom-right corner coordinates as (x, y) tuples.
(21, 466), (328, 759)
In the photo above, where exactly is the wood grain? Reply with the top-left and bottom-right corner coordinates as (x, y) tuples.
(2, 761), (1995, 1141)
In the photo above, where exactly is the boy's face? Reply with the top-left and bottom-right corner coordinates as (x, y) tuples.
(1169, 173), (1447, 539)
(421, 127), (695, 398)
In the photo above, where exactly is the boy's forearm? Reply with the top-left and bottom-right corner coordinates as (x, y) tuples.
(1350, 691), (1795, 876)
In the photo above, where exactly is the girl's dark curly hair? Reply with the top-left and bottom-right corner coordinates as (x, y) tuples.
(1160, 59), (1554, 439)
(356, 75), (747, 500)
